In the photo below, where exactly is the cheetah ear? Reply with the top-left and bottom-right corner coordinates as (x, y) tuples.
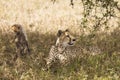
(65, 29), (69, 32)
(12, 24), (21, 29)
(17, 24), (22, 29)
(57, 30), (63, 37)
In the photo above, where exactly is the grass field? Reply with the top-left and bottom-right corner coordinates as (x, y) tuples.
(0, 0), (120, 80)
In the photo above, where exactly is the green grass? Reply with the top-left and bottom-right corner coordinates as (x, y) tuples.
(0, 29), (120, 80)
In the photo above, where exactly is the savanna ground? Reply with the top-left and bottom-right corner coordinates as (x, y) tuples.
(0, 0), (120, 80)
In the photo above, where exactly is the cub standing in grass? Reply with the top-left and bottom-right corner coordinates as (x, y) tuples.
(11, 24), (30, 61)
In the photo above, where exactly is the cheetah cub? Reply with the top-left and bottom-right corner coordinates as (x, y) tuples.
(11, 24), (30, 60)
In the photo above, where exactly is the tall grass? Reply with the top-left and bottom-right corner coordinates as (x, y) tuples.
(0, 0), (120, 80)
(0, 28), (120, 80)
(0, 0), (119, 34)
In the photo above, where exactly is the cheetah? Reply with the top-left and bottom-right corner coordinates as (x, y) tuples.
(46, 29), (101, 69)
(11, 24), (30, 60)
(46, 29), (82, 69)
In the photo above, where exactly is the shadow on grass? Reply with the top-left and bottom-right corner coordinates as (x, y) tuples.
(0, 28), (120, 79)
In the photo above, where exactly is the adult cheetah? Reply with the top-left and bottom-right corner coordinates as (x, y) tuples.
(46, 29), (82, 68)
(46, 29), (101, 69)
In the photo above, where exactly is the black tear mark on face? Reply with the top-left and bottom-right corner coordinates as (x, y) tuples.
(65, 29), (69, 32)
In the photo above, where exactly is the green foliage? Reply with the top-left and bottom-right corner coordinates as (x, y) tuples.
(81, 0), (120, 31)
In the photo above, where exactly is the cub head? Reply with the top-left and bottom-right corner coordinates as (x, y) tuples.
(56, 29), (76, 47)
(11, 24), (23, 33)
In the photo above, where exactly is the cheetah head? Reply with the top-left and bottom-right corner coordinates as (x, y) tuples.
(11, 24), (23, 33)
(56, 29), (76, 47)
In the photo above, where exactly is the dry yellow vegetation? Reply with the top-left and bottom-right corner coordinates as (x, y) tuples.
(0, 0), (119, 34)
(0, 0), (120, 80)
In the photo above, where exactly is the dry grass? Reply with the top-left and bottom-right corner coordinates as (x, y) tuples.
(0, 0), (120, 80)
(0, 0), (82, 34)
(0, 0), (120, 34)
